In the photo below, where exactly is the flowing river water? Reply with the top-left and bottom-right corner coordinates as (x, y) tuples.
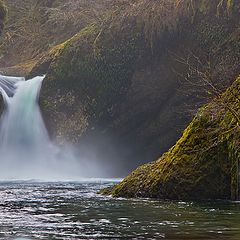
(0, 180), (240, 240)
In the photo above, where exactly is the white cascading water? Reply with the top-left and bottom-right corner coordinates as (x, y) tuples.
(0, 75), (85, 180)
(0, 76), (49, 151)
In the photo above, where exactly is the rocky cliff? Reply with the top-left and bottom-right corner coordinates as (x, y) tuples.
(30, 0), (240, 174)
(104, 76), (240, 200)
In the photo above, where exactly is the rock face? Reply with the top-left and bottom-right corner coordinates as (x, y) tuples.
(30, 1), (240, 175)
(105, 76), (240, 200)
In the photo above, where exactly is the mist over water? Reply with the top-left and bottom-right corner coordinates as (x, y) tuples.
(0, 75), (109, 181)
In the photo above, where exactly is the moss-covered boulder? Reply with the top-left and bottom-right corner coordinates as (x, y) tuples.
(31, 0), (240, 174)
(105, 76), (240, 200)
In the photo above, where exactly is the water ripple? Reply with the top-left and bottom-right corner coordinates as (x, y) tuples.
(0, 181), (240, 239)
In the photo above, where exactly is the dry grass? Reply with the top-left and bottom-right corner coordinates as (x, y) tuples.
(0, 0), (117, 67)
(0, 0), (238, 68)
(110, 0), (238, 48)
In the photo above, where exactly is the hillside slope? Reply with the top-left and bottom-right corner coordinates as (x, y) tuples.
(0, 0), (116, 75)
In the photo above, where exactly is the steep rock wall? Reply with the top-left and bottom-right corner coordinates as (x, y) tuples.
(105, 76), (240, 200)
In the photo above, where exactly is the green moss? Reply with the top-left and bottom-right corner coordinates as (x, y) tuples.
(106, 77), (240, 200)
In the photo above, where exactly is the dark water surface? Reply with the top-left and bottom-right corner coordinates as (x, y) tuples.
(0, 180), (240, 240)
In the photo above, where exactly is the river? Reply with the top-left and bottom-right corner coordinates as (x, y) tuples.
(0, 180), (240, 240)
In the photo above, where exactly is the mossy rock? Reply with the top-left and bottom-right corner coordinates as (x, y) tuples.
(30, 22), (144, 143)
(106, 76), (240, 200)
(45, 24), (142, 117)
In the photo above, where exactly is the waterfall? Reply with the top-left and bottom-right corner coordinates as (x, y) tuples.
(0, 76), (49, 150)
(0, 75), (82, 180)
